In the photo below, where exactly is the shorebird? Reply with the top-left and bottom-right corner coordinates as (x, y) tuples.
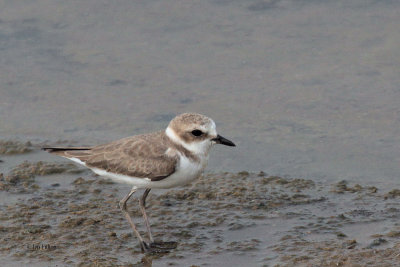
(43, 113), (235, 253)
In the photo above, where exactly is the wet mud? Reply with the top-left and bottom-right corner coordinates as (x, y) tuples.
(0, 141), (33, 155)
(0, 146), (399, 266)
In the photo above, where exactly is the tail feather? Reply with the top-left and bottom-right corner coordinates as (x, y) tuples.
(42, 147), (91, 153)
(42, 147), (93, 158)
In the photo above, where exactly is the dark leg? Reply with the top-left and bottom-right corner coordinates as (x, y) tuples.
(139, 188), (178, 251)
(119, 186), (149, 252)
(139, 188), (154, 243)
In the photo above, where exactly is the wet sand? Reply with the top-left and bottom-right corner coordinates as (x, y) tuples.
(0, 143), (399, 266)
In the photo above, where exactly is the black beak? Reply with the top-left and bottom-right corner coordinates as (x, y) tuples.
(212, 134), (236, 147)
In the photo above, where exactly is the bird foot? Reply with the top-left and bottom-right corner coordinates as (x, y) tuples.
(141, 241), (178, 254)
(150, 241), (178, 250)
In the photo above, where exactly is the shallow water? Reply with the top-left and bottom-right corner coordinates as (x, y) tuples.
(1, 0), (400, 266)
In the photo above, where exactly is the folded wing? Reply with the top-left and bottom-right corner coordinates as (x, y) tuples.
(43, 132), (178, 181)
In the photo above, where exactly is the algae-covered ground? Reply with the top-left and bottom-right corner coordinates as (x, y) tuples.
(0, 141), (399, 266)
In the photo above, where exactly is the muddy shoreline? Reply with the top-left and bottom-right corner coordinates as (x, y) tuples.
(0, 141), (399, 266)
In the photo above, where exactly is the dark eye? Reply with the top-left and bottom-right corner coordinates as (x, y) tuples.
(191, 129), (203, 136)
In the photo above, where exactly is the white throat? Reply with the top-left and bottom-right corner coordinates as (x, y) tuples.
(165, 126), (212, 156)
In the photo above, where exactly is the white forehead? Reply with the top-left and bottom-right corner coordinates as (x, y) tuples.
(200, 119), (217, 136)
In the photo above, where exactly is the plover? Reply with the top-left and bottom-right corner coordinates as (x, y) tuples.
(43, 113), (235, 253)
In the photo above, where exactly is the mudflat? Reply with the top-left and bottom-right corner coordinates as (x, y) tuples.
(0, 143), (399, 266)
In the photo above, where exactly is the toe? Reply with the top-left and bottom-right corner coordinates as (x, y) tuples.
(150, 241), (178, 250)
(140, 241), (149, 253)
